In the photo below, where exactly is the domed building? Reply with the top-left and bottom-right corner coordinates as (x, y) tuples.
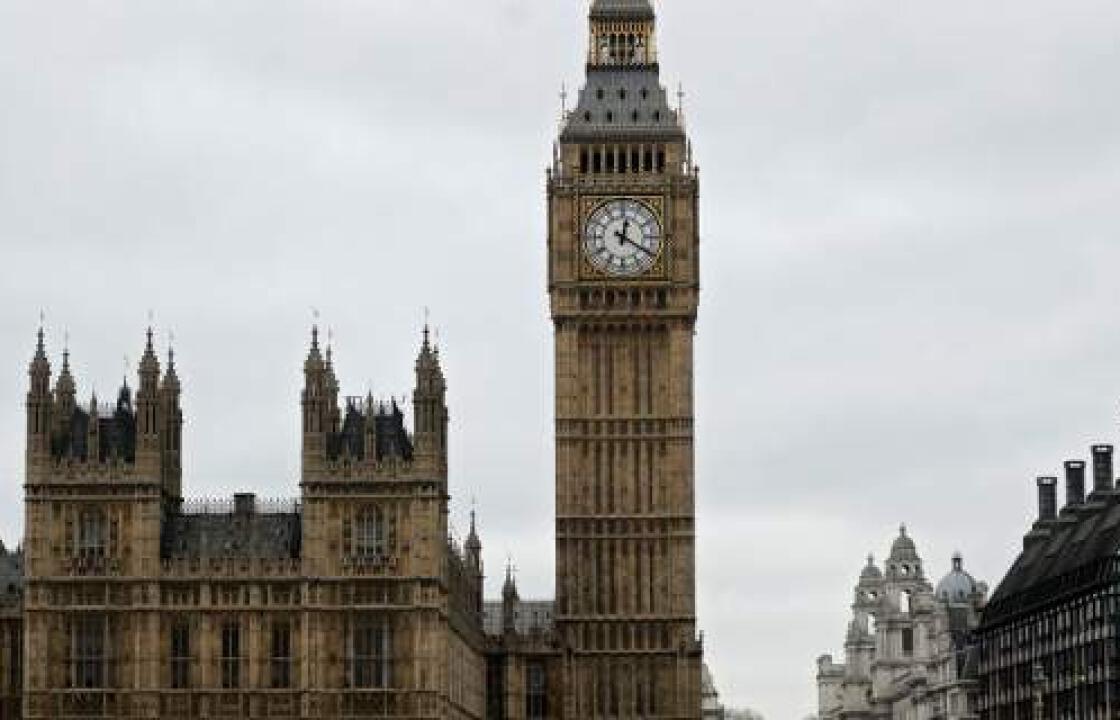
(817, 526), (987, 720)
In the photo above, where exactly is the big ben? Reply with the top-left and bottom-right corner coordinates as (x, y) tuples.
(549, 1), (703, 717)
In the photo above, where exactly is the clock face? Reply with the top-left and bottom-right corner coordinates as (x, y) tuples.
(583, 199), (663, 277)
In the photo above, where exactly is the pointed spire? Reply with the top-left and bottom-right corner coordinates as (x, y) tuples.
(28, 322), (52, 398)
(31, 323), (48, 367)
(162, 340), (180, 392)
(466, 508), (481, 554)
(503, 559), (518, 599)
(304, 323), (325, 373)
(56, 346), (76, 398)
(138, 325), (160, 389)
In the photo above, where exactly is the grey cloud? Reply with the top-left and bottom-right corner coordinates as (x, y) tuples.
(3, 1), (1120, 717)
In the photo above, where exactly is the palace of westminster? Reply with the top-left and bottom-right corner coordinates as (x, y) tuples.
(0, 1), (710, 717)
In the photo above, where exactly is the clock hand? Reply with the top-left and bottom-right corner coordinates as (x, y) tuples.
(618, 235), (655, 257)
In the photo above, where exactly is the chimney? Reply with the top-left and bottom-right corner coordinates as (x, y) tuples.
(234, 493), (256, 517)
(1036, 476), (1058, 522)
(1064, 461), (1086, 507)
(1092, 445), (1114, 494)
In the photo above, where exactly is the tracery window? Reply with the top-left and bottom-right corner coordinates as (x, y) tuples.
(170, 622), (190, 689)
(351, 617), (391, 689)
(354, 507), (385, 558)
(526, 662), (547, 719)
(270, 620), (292, 689)
(78, 508), (106, 558)
(71, 614), (106, 689)
(220, 620), (241, 689)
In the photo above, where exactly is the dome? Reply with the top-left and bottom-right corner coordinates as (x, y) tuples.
(859, 554), (883, 584)
(936, 552), (979, 602)
(889, 524), (919, 561)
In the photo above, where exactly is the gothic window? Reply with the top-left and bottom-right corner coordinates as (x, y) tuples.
(270, 620), (292, 689)
(351, 617), (392, 689)
(525, 662), (547, 719)
(71, 614), (106, 689)
(170, 622), (190, 689)
(9, 625), (21, 693)
(355, 507), (384, 557)
(900, 590), (912, 615)
(78, 508), (106, 558)
(220, 620), (242, 689)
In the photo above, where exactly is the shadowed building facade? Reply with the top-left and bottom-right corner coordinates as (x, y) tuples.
(977, 443), (1120, 719)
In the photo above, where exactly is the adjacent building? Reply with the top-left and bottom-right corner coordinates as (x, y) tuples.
(818, 528), (987, 719)
(976, 443), (1120, 719)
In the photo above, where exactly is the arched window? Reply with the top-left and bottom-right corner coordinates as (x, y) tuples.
(899, 590), (912, 615)
(78, 508), (106, 558)
(355, 507), (384, 557)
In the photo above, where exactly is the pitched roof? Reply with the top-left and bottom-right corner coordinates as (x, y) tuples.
(981, 492), (1120, 627)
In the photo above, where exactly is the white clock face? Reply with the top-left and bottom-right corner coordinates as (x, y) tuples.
(583, 199), (663, 277)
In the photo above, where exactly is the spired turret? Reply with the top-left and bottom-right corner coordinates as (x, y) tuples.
(160, 344), (183, 507)
(26, 326), (53, 471)
(412, 325), (448, 475)
(135, 328), (163, 477)
(300, 325), (332, 475)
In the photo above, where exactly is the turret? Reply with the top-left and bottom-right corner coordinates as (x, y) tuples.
(588, 0), (657, 67)
(412, 325), (448, 473)
(160, 344), (183, 506)
(134, 328), (162, 476)
(502, 562), (520, 635)
(87, 389), (100, 461)
(301, 326), (331, 475)
(54, 346), (76, 420)
(26, 326), (53, 471)
(465, 510), (483, 615)
(49, 343), (79, 459)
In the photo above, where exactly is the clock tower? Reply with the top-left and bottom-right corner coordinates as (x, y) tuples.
(549, 0), (703, 717)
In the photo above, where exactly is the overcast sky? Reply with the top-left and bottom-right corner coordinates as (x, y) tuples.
(2, 1), (1120, 717)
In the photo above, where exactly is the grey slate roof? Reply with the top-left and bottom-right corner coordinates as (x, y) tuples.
(590, 0), (655, 20)
(982, 492), (1120, 627)
(482, 600), (554, 636)
(0, 548), (22, 604)
(162, 501), (302, 560)
(561, 68), (682, 142)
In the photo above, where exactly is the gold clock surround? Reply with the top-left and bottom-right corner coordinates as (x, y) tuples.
(579, 195), (667, 280)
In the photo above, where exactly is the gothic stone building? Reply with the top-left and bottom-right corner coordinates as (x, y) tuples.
(817, 528), (988, 720)
(8, 0), (705, 718)
(20, 324), (489, 719)
(977, 443), (1120, 719)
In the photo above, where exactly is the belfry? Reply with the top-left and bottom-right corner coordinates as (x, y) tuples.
(548, 0), (705, 715)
